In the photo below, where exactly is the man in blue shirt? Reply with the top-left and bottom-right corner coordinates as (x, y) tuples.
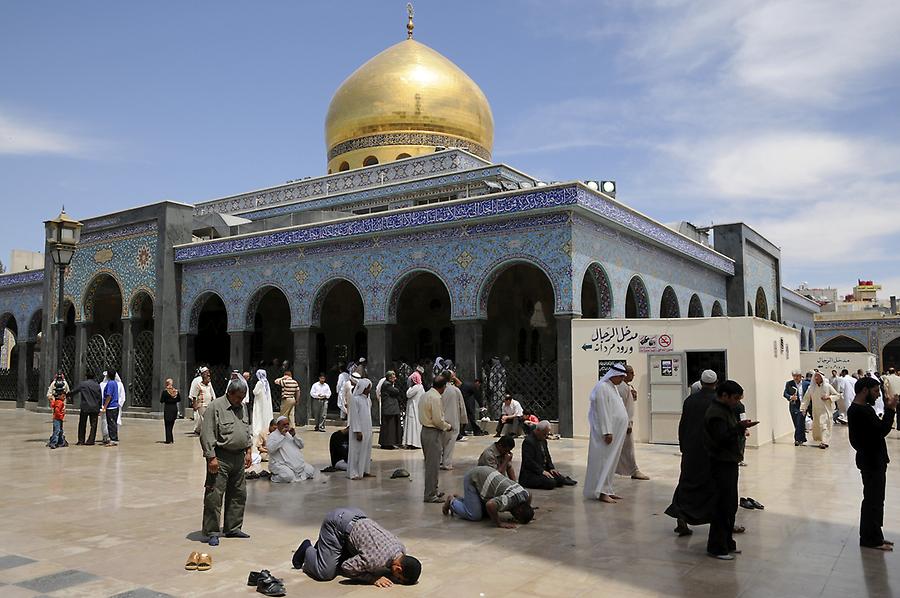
(102, 368), (121, 446)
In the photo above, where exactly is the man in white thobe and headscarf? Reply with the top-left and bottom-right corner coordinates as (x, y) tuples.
(439, 372), (468, 470)
(800, 371), (841, 449)
(267, 416), (316, 483)
(616, 364), (649, 480)
(584, 363), (630, 503)
(347, 372), (374, 480)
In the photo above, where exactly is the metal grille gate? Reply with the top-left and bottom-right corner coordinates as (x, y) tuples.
(85, 334), (123, 386)
(60, 336), (75, 384)
(483, 360), (558, 420)
(131, 330), (154, 407)
(0, 366), (16, 401)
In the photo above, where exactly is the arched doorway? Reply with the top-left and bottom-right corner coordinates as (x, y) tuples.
(483, 263), (557, 419)
(581, 263), (612, 318)
(711, 301), (724, 317)
(391, 272), (453, 376)
(660, 286), (680, 318)
(0, 314), (17, 401)
(315, 279), (366, 412)
(249, 286), (293, 373)
(625, 276), (650, 318)
(819, 335), (867, 352)
(799, 327), (807, 351)
(883, 336), (900, 371)
(193, 293), (230, 395)
(688, 295), (704, 318)
(755, 288), (768, 319)
(129, 292), (155, 407)
(83, 274), (124, 385)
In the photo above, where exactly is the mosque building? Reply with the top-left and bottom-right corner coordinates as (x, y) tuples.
(0, 13), (790, 436)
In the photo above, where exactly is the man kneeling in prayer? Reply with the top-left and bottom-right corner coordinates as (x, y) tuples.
(292, 507), (422, 588)
(442, 465), (534, 528)
(519, 420), (577, 489)
(267, 416), (316, 483)
(321, 427), (350, 473)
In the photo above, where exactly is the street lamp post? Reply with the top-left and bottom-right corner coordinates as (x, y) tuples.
(44, 209), (83, 384)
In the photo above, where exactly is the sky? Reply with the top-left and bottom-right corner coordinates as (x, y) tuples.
(2, 1), (899, 298)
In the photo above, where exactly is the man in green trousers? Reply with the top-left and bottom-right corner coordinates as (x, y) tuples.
(200, 377), (253, 546)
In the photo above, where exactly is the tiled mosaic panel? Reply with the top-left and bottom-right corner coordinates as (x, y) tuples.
(58, 222), (159, 321)
(571, 216), (728, 318)
(0, 279), (44, 341)
(743, 243), (778, 318)
(180, 214), (574, 333)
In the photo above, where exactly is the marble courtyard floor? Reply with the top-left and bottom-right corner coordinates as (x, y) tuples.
(0, 408), (897, 598)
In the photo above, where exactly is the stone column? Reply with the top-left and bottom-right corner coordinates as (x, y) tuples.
(73, 322), (87, 385)
(16, 343), (28, 408)
(229, 331), (250, 375)
(452, 319), (484, 384)
(120, 318), (134, 408)
(292, 326), (316, 426)
(41, 323), (60, 408)
(179, 333), (195, 417)
(365, 323), (392, 425)
(555, 314), (575, 438)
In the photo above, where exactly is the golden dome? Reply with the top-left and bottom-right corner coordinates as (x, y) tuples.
(325, 38), (494, 172)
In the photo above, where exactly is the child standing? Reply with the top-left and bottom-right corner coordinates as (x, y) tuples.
(48, 383), (67, 449)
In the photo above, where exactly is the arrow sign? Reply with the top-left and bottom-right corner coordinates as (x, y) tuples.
(581, 343), (593, 351)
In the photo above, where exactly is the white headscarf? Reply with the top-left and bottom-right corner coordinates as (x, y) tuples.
(255, 369), (272, 403)
(600, 363), (627, 385)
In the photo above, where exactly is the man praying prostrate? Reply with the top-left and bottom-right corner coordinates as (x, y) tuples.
(583, 363), (630, 503)
(267, 416), (316, 483)
(293, 508), (422, 588)
(443, 465), (534, 528)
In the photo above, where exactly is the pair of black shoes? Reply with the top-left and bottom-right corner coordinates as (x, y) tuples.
(739, 497), (764, 510)
(560, 476), (577, 486)
(248, 570), (285, 596)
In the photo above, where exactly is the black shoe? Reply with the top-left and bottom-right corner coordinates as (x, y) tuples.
(292, 538), (312, 569)
(225, 530), (250, 538)
(320, 466), (338, 473)
(258, 471), (271, 479)
(561, 476), (578, 486)
(739, 497), (755, 510)
(256, 578), (286, 597)
(747, 497), (765, 510)
(248, 570), (283, 586)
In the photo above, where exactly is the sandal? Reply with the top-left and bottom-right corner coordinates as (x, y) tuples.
(197, 553), (212, 571)
(185, 551), (200, 571)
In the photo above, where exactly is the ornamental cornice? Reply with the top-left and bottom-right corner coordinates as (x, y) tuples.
(0, 270), (44, 288)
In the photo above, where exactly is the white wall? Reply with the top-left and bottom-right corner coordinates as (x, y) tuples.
(799, 351), (877, 376)
(571, 317), (800, 447)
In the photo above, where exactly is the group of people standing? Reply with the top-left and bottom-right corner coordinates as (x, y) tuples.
(47, 369), (126, 449)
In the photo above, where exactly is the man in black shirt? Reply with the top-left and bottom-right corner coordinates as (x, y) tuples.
(848, 376), (897, 551)
(72, 369), (102, 445)
(703, 380), (758, 560)
(460, 379), (486, 436)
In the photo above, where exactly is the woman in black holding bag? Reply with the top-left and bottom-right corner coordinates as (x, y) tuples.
(161, 378), (181, 444)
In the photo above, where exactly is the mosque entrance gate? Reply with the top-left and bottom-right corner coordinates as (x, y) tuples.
(84, 333), (123, 386)
(131, 329), (154, 408)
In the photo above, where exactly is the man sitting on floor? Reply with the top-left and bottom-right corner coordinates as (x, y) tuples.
(477, 435), (517, 481)
(495, 394), (524, 437)
(292, 507), (422, 588)
(519, 420), (577, 489)
(442, 465), (534, 529)
(267, 416), (316, 483)
(322, 427), (350, 473)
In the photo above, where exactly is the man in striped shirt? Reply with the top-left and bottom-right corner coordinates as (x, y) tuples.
(275, 371), (301, 424)
(443, 465), (534, 528)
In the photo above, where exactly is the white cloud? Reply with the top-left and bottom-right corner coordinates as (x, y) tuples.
(0, 111), (94, 157)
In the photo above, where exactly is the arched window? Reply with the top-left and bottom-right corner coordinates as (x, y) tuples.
(363, 156), (379, 167)
(396, 153), (412, 160)
(688, 294), (704, 318)
(711, 301), (724, 317)
(660, 286), (680, 318)
(338, 161), (350, 171)
(755, 288), (768, 318)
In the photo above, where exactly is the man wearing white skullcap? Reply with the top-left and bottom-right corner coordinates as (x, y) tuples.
(267, 416), (316, 483)
(583, 364), (630, 503)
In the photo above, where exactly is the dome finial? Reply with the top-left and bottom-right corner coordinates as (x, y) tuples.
(406, 3), (414, 39)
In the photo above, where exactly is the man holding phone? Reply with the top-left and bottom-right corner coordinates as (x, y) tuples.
(704, 380), (758, 560)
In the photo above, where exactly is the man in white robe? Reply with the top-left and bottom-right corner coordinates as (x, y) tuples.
(336, 364), (351, 420)
(584, 363), (630, 503)
(403, 382), (424, 449)
(347, 372), (374, 480)
(839, 369), (857, 426)
(616, 365), (649, 480)
(267, 416), (316, 483)
(440, 372), (468, 470)
(800, 372), (841, 449)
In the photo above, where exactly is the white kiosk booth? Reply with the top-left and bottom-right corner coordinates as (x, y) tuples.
(571, 317), (801, 448)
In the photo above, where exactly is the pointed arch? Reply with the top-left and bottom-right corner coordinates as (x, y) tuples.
(309, 277), (367, 328)
(386, 267), (454, 324)
(660, 286), (680, 318)
(477, 256), (559, 319)
(711, 301), (724, 317)
(82, 272), (125, 322)
(625, 276), (650, 318)
(188, 291), (229, 335)
(819, 335), (867, 352)
(755, 287), (768, 319)
(245, 284), (294, 331)
(580, 262), (613, 318)
(688, 294), (704, 318)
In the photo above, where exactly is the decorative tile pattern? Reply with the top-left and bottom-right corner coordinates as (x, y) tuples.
(628, 277), (651, 318)
(814, 317), (900, 360)
(743, 242), (779, 318)
(583, 262), (613, 318)
(60, 221), (159, 320)
(368, 260), (384, 279)
(0, 270), (43, 288)
(194, 149), (487, 217)
(0, 277), (44, 342)
(328, 132), (491, 161)
(455, 251), (474, 269)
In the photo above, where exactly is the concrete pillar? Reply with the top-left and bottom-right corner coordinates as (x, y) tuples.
(292, 326), (316, 426)
(555, 314), (575, 438)
(366, 323), (392, 425)
(41, 323), (60, 408)
(179, 333), (195, 417)
(229, 331), (250, 375)
(452, 319), (484, 385)
(16, 344), (28, 408)
(120, 318), (134, 408)
(73, 322), (87, 385)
